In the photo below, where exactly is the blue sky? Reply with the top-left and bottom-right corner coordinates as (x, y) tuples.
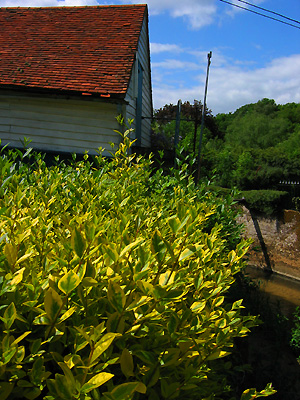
(2, 0), (300, 115)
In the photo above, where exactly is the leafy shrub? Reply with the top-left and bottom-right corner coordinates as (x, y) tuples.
(241, 190), (289, 216)
(0, 132), (275, 400)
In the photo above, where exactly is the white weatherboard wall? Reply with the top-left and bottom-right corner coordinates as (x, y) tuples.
(125, 15), (152, 147)
(0, 93), (122, 155)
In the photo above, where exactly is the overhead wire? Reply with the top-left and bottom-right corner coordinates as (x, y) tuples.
(236, 0), (300, 25)
(219, 0), (300, 30)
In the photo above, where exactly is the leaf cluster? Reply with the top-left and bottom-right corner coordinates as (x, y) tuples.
(0, 132), (275, 399)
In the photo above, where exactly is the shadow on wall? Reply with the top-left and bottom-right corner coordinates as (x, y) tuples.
(238, 207), (300, 279)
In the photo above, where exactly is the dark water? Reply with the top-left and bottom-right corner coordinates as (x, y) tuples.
(245, 266), (300, 318)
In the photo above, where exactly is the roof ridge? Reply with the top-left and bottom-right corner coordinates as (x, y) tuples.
(1, 4), (147, 10)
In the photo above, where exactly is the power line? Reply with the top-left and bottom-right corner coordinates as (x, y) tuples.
(219, 0), (300, 30)
(237, 0), (300, 25)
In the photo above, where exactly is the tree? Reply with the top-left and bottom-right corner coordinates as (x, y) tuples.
(153, 100), (223, 153)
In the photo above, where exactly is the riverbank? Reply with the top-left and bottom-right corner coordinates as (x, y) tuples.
(238, 207), (300, 281)
(233, 208), (300, 399)
(232, 268), (300, 400)
(245, 265), (300, 318)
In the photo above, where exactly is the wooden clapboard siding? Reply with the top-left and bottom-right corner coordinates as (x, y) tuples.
(124, 15), (152, 147)
(124, 75), (136, 142)
(0, 94), (121, 155)
(138, 16), (152, 147)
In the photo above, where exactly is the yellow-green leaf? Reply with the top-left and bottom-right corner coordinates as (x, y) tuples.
(11, 331), (31, 346)
(151, 229), (166, 262)
(126, 295), (149, 311)
(135, 382), (147, 394)
(105, 244), (119, 263)
(217, 318), (227, 329)
(59, 306), (76, 323)
(16, 252), (33, 265)
(240, 388), (257, 400)
(179, 247), (194, 262)
(58, 362), (76, 386)
(120, 348), (134, 377)
(212, 296), (224, 308)
(3, 346), (17, 364)
(190, 301), (206, 313)
(74, 262), (86, 282)
(4, 302), (16, 329)
(71, 228), (85, 258)
(4, 243), (17, 267)
(58, 270), (80, 295)
(110, 382), (146, 400)
(119, 239), (143, 259)
(81, 372), (114, 394)
(54, 373), (75, 399)
(90, 333), (120, 364)
(107, 312), (125, 333)
(168, 216), (181, 234)
(159, 270), (175, 286)
(137, 280), (154, 295)
(228, 250), (236, 263)
(82, 277), (98, 287)
(64, 354), (82, 369)
(44, 288), (63, 321)
(120, 196), (130, 208)
(107, 280), (125, 314)
(207, 350), (230, 361)
(0, 382), (14, 400)
(10, 267), (25, 286)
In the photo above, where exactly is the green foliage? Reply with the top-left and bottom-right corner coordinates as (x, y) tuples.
(276, 128), (300, 158)
(0, 132), (275, 399)
(153, 100), (222, 155)
(216, 99), (299, 151)
(206, 145), (300, 191)
(292, 197), (300, 212)
(241, 190), (289, 216)
(204, 99), (300, 193)
(290, 307), (300, 356)
(240, 383), (277, 400)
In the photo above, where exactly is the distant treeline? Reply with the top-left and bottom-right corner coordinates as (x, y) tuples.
(153, 98), (300, 192)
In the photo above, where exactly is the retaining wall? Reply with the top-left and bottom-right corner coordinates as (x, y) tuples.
(238, 207), (300, 280)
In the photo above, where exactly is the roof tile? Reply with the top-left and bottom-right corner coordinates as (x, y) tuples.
(0, 5), (147, 98)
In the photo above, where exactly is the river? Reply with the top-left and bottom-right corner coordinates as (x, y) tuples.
(245, 266), (300, 318)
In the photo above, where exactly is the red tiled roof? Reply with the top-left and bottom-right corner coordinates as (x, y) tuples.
(0, 5), (147, 98)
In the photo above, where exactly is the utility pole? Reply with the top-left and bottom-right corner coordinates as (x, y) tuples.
(196, 51), (212, 183)
(174, 99), (181, 167)
(192, 100), (200, 155)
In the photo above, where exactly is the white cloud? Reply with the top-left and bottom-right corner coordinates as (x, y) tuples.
(152, 59), (199, 71)
(151, 43), (183, 54)
(209, 54), (300, 113)
(152, 53), (300, 114)
(111, 0), (218, 29)
(222, 0), (267, 18)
